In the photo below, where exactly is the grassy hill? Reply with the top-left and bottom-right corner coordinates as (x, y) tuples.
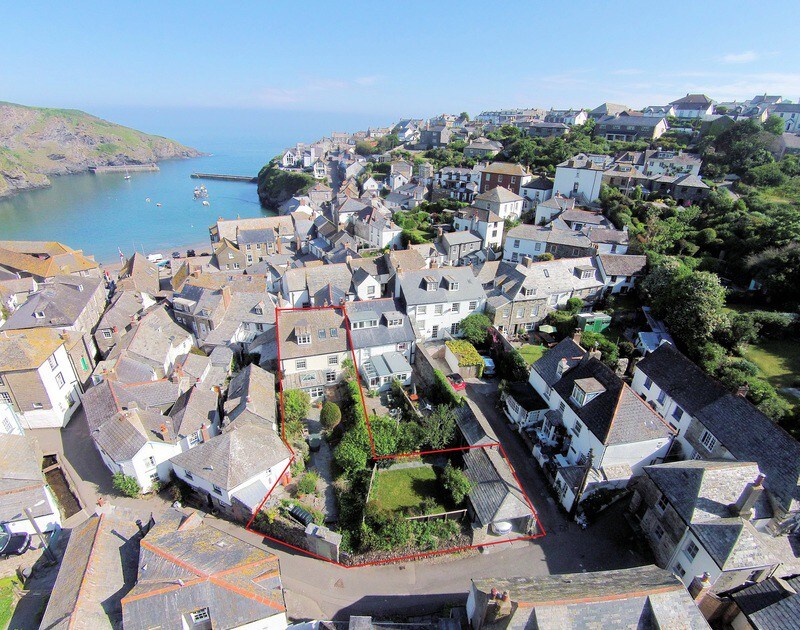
(0, 101), (202, 197)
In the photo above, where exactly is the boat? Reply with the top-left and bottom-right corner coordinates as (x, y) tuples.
(156, 203), (162, 207)
(193, 184), (209, 200)
(124, 168), (131, 180)
(202, 200), (210, 206)
(145, 197), (151, 203)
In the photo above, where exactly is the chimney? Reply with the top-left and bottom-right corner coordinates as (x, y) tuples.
(687, 573), (712, 602)
(201, 423), (210, 443)
(736, 384), (749, 398)
(346, 254), (352, 266)
(732, 474), (765, 518)
(436, 227), (443, 242)
(160, 423), (170, 441)
(556, 357), (569, 379)
(572, 328), (582, 346)
(221, 285), (232, 310)
(483, 589), (514, 626)
(521, 255), (534, 269)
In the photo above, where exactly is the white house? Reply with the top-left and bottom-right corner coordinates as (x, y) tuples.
(669, 94), (714, 119)
(596, 254), (647, 295)
(453, 207), (504, 251)
(0, 328), (84, 429)
(361, 176), (380, 194)
(527, 336), (674, 513)
(553, 154), (613, 202)
(472, 186), (524, 220)
(519, 175), (554, 210)
(395, 267), (486, 341)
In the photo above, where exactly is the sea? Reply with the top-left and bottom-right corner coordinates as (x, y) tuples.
(0, 107), (390, 263)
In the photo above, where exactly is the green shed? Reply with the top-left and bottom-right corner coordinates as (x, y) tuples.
(576, 312), (611, 333)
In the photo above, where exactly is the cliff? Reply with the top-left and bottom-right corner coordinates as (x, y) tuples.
(0, 101), (203, 197)
(257, 159), (316, 209)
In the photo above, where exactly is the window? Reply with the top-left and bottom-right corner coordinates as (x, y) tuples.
(672, 406), (684, 421)
(388, 318), (403, 327)
(417, 305), (427, 315)
(434, 304), (443, 315)
(700, 430), (717, 452)
(228, 252), (234, 259)
(513, 240), (520, 248)
(48, 354), (58, 370)
(32, 403), (43, 409)
(297, 334), (311, 345)
(654, 523), (665, 540)
(468, 300), (478, 311)
(516, 308), (524, 318)
(55, 373), (65, 388)
(233, 263), (240, 269)
(256, 323), (264, 332)
(452, 303), (460, 313)
(212, 485), (223, 495)
(328, 355), (339, 366)
(656, 494), (669, 513)
(318, 329), (327, 340)
(572, 419), (583, 436)
(330, 328), (339, 338)
(144, 456), (156, 468)
(102, 329), (113, 339)
(296, 359), (307, 370)
(188, 432), (201, 447)
(684, 540), (699, 560)
(431, 325), (439, 338)
(367, 285), (375, 295)
(673, 563), (686, 578)
(450, 322), (459, 335)
(524, 288), (535, 297)
(558, 400), (566, 414)
(255, 307), (263, 315)
(0, 392), (12, 404)
(657, 390), (666, 405)
(309, 386), (324, 398)
(326, 371), (337, 383)
(184, 470), (194, 480)
(643, 376), (652, 389)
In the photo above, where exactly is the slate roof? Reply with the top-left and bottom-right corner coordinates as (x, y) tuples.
(387, 248), (427, 272)
(456, 206), (503, 224)
(521, 175), (554, 191)
(0, 242), (99, 278)
(507, 224), (591, 248)
(96, 290), (149, 338)
(122, 509), (285, 630)
(170, 386), (219, 437)
(693, 518), (777, 571)
(471, 565), (709, 629)
(731, 576), (800, 628)
(532, 337), (586, 388)
(478, 163), (529, 177)
(553, 357), (672, 445)
(644, 460), (772, 523)
(117, 252), (160, 296)
(442, 230), (482, 247)
(463, 447), (531, 526)
(40, 508), (141, 630)
(596, 115), (666, 129)
(397, 267), (485, 306)
(171, 422), (290, 490)
(0, 327), (68, 371)
(506, 382), (546, 412)
(2, 275), (102, 331)
(346, 299), (415, 350)
(475, 186), (523, 203)
(223, 364), (276, 428)
(597, 254), (647, 277)
(277, 308), (348, 363)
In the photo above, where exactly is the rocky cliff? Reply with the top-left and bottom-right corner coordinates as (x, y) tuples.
(0, 101), (203, 197)
(257, 160), (316, 209)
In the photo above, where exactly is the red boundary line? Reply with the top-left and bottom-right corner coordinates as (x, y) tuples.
(245, 305), (546, 567)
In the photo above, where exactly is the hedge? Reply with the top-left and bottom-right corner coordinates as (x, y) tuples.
(432, 369), (464, 407)
(446, 339), (484, 377)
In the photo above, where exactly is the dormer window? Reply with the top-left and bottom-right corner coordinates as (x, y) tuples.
(424, 276), (438, 291)
(34, 311), (45, 319)
(523, 288), (536, 297)
(388, 317), (403, 327)
(444, 275), (459, 291)
(254, 306), (263, 315)
(571, 378), (605, 407)
(295, 322), (311, 345)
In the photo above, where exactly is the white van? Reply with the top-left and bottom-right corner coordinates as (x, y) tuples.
(146, 253), (164, 263)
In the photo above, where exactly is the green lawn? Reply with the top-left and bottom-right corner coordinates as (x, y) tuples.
(370, 466), (449, 514)
(743, 339), (800, 410)
(518, 344), (547, 366)
(0, 576), (20, 629)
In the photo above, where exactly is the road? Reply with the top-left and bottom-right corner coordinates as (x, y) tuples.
(34, 383), (648, 622)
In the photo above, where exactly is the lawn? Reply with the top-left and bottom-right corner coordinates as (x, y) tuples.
(518, 344), (547, 366)
(0, 576), (20, 629)
(743, 339), (800, 410)
(370, 465), (450, 515)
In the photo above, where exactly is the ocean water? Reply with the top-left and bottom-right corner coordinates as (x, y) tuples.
(0, 107), (389, 263)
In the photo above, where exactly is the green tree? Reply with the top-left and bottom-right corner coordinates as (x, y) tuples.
(112, 472), (141, 498)
(320, 401), (342, 431)
(440, 462), (473, 505)
(664, 272), (728, 356)
(764, 114), (785, 136)
(420, 405), (457, 450)
(296, 471), (319, 496)
(334, 424), (370, 475)
(459, 313), (492, 346)
(283, 389), (310, 424)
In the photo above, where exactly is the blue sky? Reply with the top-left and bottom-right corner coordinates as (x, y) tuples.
(2, 1), (798, 120)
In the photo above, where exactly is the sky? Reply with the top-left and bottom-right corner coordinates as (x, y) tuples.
(2, 1), (799, 123)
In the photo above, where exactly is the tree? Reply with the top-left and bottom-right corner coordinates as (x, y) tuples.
(334, 424), (370, 475)
(283, 389), (310, 424)
(459, 313), (491, 346)
(440, 463), (473, 505)
(296, 471), (319, 496)
(112, 472), (141, 498)
(320, 401), (342, 431)
(420, 405), (457, 450)
(459, 111), (470, 121)
(565, 297), (583, 314)
(764, 114), (785, 136)
(664, 271), (728, 357)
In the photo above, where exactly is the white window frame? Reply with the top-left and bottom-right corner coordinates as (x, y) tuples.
(296, 359), (307, 370)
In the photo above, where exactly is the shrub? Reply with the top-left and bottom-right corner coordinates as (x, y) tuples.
(296, 472), (319, 496)
(565, 297), (583, 314)
(320, 401), (342, 431)
(112, 472), (141, 498)
(283, 389), (310, 424)
(420, 405), (457, 450)
(432, 369), (463, 407)
(581, 331), (619, 369)
(446, 339), (484, 377)
(494, 347), (529, 381)
(440, 462), (473, 505)
(459, 313), (492, 347)
(749, 311), (797, 338)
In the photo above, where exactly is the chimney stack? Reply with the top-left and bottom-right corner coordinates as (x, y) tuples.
(521, 255), (534, 269)
(736, 384), (749, 398)
(201, 423), (210, 443)
(688, 573), (712, 602)
(572, 328), (582, 346)
(556, 357), (569, 379)
(732, 474), (765, 518)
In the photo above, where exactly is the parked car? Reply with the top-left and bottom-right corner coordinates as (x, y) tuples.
(447, 373), (466, 391)
(0, 531), (31, 558)
(171, 251), (181, 259)
(186, 249), (196, 257)
(482, 356), (496, 377)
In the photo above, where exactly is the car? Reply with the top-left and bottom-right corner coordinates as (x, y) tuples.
(186, 249), (196, 257)
(0, 531), (31, 558)
(146, 253), (164, 264)
(447, 373), (466, 391)
(171, 251), (181, 259)
(482, 356), (496, 377)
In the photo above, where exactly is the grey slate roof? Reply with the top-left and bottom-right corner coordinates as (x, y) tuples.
(463, 447), (531, 526)
(471, 565), (709, 629)
(552, 357), (672, 445)
(597, 253), (647, 277)
(532, 337), (585, 388)
(171, 422), (290, 490)
(170, 386), (219, 437)
(2, 274), (102, 331)
(346, 299), (415, 350)
(122, 509), (285, 630)
(277, 308), (348, 361)
(732, 576), (800, 628)
(692, 518), (777, 571)
(223, 364), (276, 428)
(397, 267), (485, 306)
